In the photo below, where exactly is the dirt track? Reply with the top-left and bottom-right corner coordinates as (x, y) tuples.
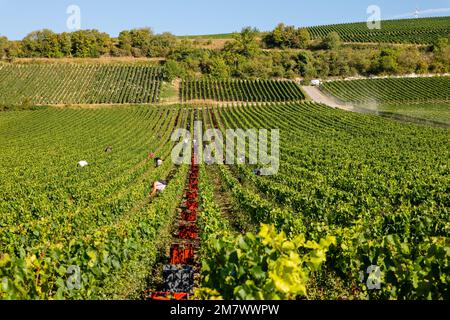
(302, 86), (355, 111)
(302, 86), (450, 129)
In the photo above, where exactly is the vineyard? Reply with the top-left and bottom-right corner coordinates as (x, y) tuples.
(307, 16), (450, 44)
(371, 103), (450, 126)
(1, 0), (450, 305)
(1, 101), (449, 300)
(321, 76), (450, 104)
(0, 106), (188, 299)
(0, 64), (164, 105)
(197, 102), (450, 299)
(180, 79), (305, 103)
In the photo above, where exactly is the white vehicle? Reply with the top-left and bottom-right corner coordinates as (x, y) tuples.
(78, 161), (88, 167)
(311, 79), (321, 86)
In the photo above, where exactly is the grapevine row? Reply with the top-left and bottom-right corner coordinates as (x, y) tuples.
(180, 79), (305, 103)
(321, 76), (450, 105)
(207, 102), (449, 299)
(0, 64), (164, 105)
(307, 16), (450, 44)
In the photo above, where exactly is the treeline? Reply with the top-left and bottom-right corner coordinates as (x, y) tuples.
(1, 30), (111, 58)
(0, 28), (176, 59)
(0, 25), (448, 81)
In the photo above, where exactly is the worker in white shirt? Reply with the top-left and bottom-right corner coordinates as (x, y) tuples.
(155, 157), (163, 167)
(151, 180), (167, 197)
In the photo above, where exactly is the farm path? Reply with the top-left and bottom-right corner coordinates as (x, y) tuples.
(302, 85), (450, 129)
(302, 86), (355, 111)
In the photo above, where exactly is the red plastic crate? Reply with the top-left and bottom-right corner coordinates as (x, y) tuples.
(181, 210), (197, 222)
(185, 199), (199, 211)
(186, 192), (198, 201)
(169, 244), (195, 265)
(149, 292), (189, 301)
(179, 224), (199, 240)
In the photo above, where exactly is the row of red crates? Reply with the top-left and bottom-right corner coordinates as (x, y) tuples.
(148, 154), (200, 301)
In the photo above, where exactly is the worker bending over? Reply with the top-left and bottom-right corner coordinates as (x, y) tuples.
(151, 180), (167, 197)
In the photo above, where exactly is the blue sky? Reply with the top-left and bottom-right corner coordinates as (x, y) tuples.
(0, 0), (449, 39)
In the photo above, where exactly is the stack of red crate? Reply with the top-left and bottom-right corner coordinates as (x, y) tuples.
(148, 139), (200, 301)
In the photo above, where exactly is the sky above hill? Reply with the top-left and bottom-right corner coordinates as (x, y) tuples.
(0, 0), (449, 39)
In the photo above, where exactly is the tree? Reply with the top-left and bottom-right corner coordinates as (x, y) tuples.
(267, 23), (286, 47)
(208, 57), (230, 79)
(164, 60), (186, 81)
(431, 37), (450, 67)
(169, 40), (196, 62)
(322, 32), (341, 51)
(129, 28), (153, 56)
(263, 24), (310, 49)
(231, 27), (260, 57)
(432, 37), (448, 54)
(429, 61), (448, 73)
(238, 55), (273, 79)
(5, 41), (21, 59)
(295, 28), (311, 49)
(130, 28), (154, 48)
(0, 36), (8, 58)
(150, 32), (177, 57)
(70, 30), (112, 58)
(58, 33), (72, 57)
(378, 49), (399, 73)
(22, 29), (62, 58)
(118, 28), (176, 57)
(118, 30), (133, 56)
(397, 48), (421, 73)
(296, 51), (316, 78)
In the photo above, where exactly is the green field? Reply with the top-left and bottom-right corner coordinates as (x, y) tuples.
(181, 79), (305, 102)
(321, 77), (450, 105)
(322, 77), (450, 104)
(307, 16), (450, 44)
(369, 103), (450, 126)
(1, 102), (449, 299)
(179, 17), (450, 45)
(0, 64), (164, 105)
(320, 76), (450, 125)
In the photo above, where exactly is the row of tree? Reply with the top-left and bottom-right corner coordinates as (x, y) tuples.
(0, 28), (177, 59)
(0, 24), (384, 59)
(1, 29), (111, 58)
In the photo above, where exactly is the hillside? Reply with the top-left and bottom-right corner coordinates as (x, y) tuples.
(308, 16), (450, 44)
(0, 12), (449, 303)
(181, 16), (450, 45)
